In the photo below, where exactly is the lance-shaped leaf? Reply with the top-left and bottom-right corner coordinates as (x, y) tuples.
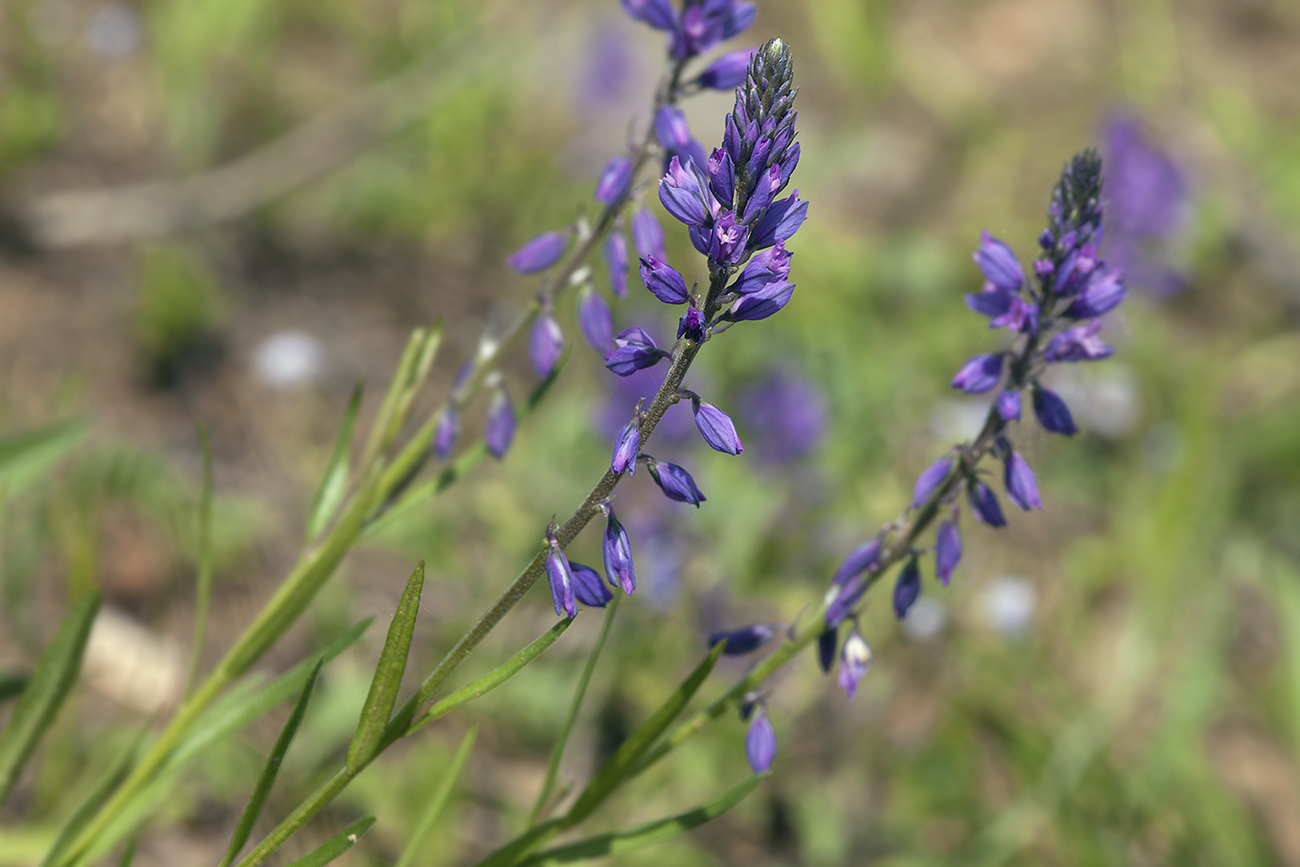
(0, 417), (89, 495)
(306, 384), (363, 542)
(219, 659), (323, 867)
(39, 729), (146, 867)
(394, 726), (477, 867)
(518, 775), (765, 866)
(347, 562), (425, 771)
(0, 590), (101, 804)
(281, 815), (375, 867)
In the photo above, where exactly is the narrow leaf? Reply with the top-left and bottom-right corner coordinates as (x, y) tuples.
(347, 562), (425, 771)
(116, 839), (136, 867)
(0, 590), (101, 804)
(394, 726), (477, 867)
(519, 774), (766, 865)
(186, 423), (215, 697)
(0, 418), (89, 495)
(281, 815), (375, 867)
(307, 384), (363, 542)
(219, 659), (323, 867)
(40, 729), (147, 867)
(359, 329), (425, 472)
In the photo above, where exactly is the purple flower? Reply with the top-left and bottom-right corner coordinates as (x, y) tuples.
(966, 287), (1015, 319)
(673, 1), (758, 60)
(708, 211), (750, 265)
(709, 623), (777, 655)
(1004, 451), (1043, 511)
(577, 283), (613, 352)
(659, 155), (715, 227)
(833, 538), (881, 586)
(654, 105), (707, 170)
(996, 389), (1021, 422)
(697, 47), (757, 90)
(732, 243), (791, 295)
(692, 397), (743, 455)
(639, 256), (690, 305)
(951, 353), (1004, 394)
(935, 520), (961, 586)
(1104, 114), (1189, 239)
(738, 369), (825, 464)
(611, 418), (641, 475)
(647, 458), (706, 507)
(1065, 268), (1126, 319)
(595, 155), (633, 207)
(529, 310), (564, 378)
(1045, 321), (1113, 362)
(620, 0), (674, 30)
(741, 164), (781, 225)
(722, 279), (794, 322)
(545, 544), (577, 619)
(485, 388), (515, 460)
(1031, 385), (1077, 436)
(677, 305), (706, 343)
(750, 190), (807, 250)
(892, 557), (922, 620)
(603, 230), (629, 298)
(967, 479), (1007, 527)
(825, 575), (866, 627)
(435, 406), (458, 462)
(631, 208), (666, 262)
(603, 507), (635, 595)
(912, 456), (953, 508)
(507, 231), (568, 273)
(817, 627), (838, 673)
(837, 630), (872, 699)
(604, 327), (670, 376)
(973, 231), (1025, 293)
(989, 295), (1038, 334)
(708, 147), (736, 209)
(745, 708), (777, 773)
(570, 562), (614, 608)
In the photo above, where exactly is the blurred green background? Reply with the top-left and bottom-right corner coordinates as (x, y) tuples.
(3, 0), (1300, 864)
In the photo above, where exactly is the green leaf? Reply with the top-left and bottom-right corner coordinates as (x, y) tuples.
(40, 729), (147, 867)
(0, 590), (101, 805)
(115, 839), (135, 867)
(0, 674), (27, 704)
(0, 418), (89, 495)
(394, 726), (477, 867)
(219, 659), (323, 867)
(518, 774), (766, 865)
(306, 384), (363, 542)
(346, 562), (425, 771)
(186, 422), (215, 697)
(280, 815), (375, 867)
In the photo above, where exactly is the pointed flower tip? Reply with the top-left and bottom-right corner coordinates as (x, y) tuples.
(611, 419), (641, 475)
(1032, 385), (1078, 436)
(912, 456), (953, 509)
(1004, 451), (1044, 511)
(693, 399), (744, 455)
(817, 627), (838, 673)
(545, 546), (577, 618)
(602, 507), (636, 595)
(647, 459), (706, 506)
(837, 631), (872, 699)
(639, 256), (690, 305)
(935, 520), (962, 586)
(893, 558), (922, 620)
(709, 623), (777, 656)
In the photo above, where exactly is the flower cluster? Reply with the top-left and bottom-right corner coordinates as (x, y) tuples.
(621, 0), (757, 61)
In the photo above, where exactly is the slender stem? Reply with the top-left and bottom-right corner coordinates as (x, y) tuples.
(231, 768), (353, 867)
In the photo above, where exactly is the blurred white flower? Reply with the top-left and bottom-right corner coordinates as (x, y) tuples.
(980, 576), (1036, 638)
(254, 330), (325, 389)
(902, 596), (946, 641)
(1050, 363), (1140, 440)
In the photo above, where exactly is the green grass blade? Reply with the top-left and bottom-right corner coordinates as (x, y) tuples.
(0, 418), (89, 495)
(394, 726), (477, 867)
(280, 815), (375, 867)
(306, 384), (363, 542)
(219, 659), (323, 867)
(0, 590), (101, 805)
(186, 423), (216, 697)
(40, 729), (146, 867)
(346, 562), (425, 771)
(518, 774), (766, 866)
(115, 839), (135, 867)
(0, 674), (28, 704)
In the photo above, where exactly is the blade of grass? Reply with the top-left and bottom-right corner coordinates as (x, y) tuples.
(185, 423), (215, 697)
(40, 729), (147, 867)
(281, 816), (375, 867)
(306, 385), (363, 543)
(115, 839), (135, 867)
(394, 726), (477, 867)
(0, 418), (89, 495)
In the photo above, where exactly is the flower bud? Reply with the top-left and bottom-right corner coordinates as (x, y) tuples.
(892, 556), (921, 620)
(594, 155), (633, 207)
(1031, 385), (1077, 436)
(485, 387), (515, 460)
(646, 458), (707, 507)
(967, 478), (1007, 527)
(611, 419), (640, 475)
(692, 397), (744, 455)
(570, 562), (613, 608)
(603, 230), (629, 298)
(434, 406), (458, 462)
(745, 708), (777, 773)
(935, 520), (962, 586)
(1003, 450), (1043, 511)
(708, 623), (777, 656)
(577, 283), (613, 351)
(951, 353), (1005, 394)
(545, 544), (577, 619)
(529, 309), (564, 378)
(837, 630), (872, 698)
(602, 507), (636, 595)
(507, 230), (568, 274)
(639, 256), (690, 304)
(912, 456), (953, 508)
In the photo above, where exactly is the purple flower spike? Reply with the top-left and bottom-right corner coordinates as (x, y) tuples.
(1032, 385), (1078, 436)
(967, 479), (1007, 527)
(1065, 268), (1127, 320)
(935, 520), (962, 586)
(595, 155), (633, 207)
(620, 0), (674, 30)
(647, 458), (706, 506)
(604, 327), (669, 376)
(570, 562), (614, 608)
(733, 244), (792, 295)
(577, 283), (613, 352)
(750, 190), (807, 250)
(817, 627), (838, 673)
(602, 507), (635, 594)
(603, 230), (629, 298)
(997, 389), (1022, 422)
(697, 47), (757, 90)
(892, 557), (922, 620)
(507, 231), (568, 274)
(1045, 321), (1113, 362)
(692, 398), (743, 455)
(951, 353), (1004, 394)
(611, 419), (641, 475)
(973, 231), (1025, 292)
(837, 630), (872, 699)
(912, 456), (953, 508)
(677, 305), (706, 343)
(631, 209), (666, 262)
(745, 709), (777, 774)
(639, 256), (690, 304)
(485, 388), (515, 460)
(709, 623), (777, 655)
(722, 279), (794, 322)
(833, 538), (882, 586)
(529, 310), (564, 378)
(1004, 451), (1043, 511)
(659, 156), (715, 227)
(434, 406), (458, 462)
(545, 545), (577, 619)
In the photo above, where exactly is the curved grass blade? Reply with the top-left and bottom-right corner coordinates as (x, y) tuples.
(0, 418), (89, 495)
(306, 384), (363, 543)
(346, 562), (425, 771)
(394, 726), (477, 867)
(0, 590), (101, 805)
(219, 659), (323, 867)
(185, 422), (215, 697)
(281, 815), (375, 867)
(39, 728), (147, 867)
(518, 774), (766, 866)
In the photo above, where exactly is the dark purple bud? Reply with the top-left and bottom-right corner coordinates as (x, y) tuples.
(1004, 451), (1043, 511)
(602, 507), (635, 595)
(570, 562), (614, 608)
(594, 155), (633, 207)
(485, 388), (515, 460)
(434, 406), (458, 462)
(545, 546), (577, 618)
(965, 287), (1015, 319)
(912, 456), (953, 508)
(620, 0), (674, 30)
(1032, 385), (1077, 436)
(1044, 321), (1113, 362)
(745, 708), (777, 773)
(1065, 268), (1126, 319)
(507, 231), (568, 274)
(647, 458), (706, 506)
(639, 255), (689, 304)
(604, 326), (669, 376)
(611, 419), (640, 475)
(750, 190), (807, 250)
(973, 231), (1024, 292)
(892, 557), (922, 620)
(837, 630), (872, 698)
(1034, 259), (1055, 279)
(833, 538), (881, 586)
(935, 520), (961, 586)
(603, 230), (629, 298)
(692, 397), (743, 455)
(708, 148), (736, 209)
(722, 279), (794, 322)
(654, 105), (693, 155)
(817, 627), (838, 673)
(631, 208), (666, 262)
(697, 47), (757, 90)
(723, 114), (743, 165)
(745, 135), (773, 186)
(825, 575), (866, 627)
(577, 283), (613, 352)
(777, 142), (800, 191)
(529, 309), (564, 378)
(708, 623), (776, 655)
(741, 164), (781, 225)
(996, 389), (1022, 422)
(708, 210), (750, 265)
(967, 478), (1007, 527)
(951, 353), (1004, 394)
(688, 224), (711, 257)
(677, 305), (706, 343)
(1038, 229), (1055, 250)
(659, 155), (714, 227)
